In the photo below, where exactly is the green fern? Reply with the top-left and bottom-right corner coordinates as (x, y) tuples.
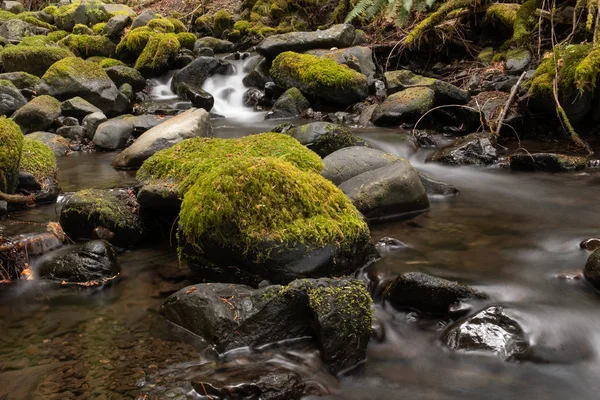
(345, 0), (439, 26)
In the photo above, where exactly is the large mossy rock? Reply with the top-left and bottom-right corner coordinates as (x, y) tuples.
(257, 24), (356, 59)
(322, 146), (402, 185)
(19, 138), (57, 187)
(264, 87), (310, 120)
(306, 46), (376, 78)
(170, 56), (233, 94)
(270, 51), (368, 107)
(37, 57), (120, 114)
(0, 79), (26, 116)
(60, 188), (142, 248)
(104, 65), (146, 92)
(384, 272), (486, 313)
(427, 132), (498, 166)
(38, 239), (120, 284)
(0, 117), (23, 194)
(12, 95), (61, 133)
(112, 108), (212, 169)
(338, 161), (429, 221)
(54, 0), (112, 31)
(384, 70), (469, 104)
(1, 46), (75, 77)
(133, 32), (180, 74)
(159, 277), (372, 374)
(178, 157), (374, 286)
(58, 34), (116, 58)
(0, 71), (41, 90)
(287, 122), (367, 158)
(194, 37), (234, 53)
(26, 132), (70, 157)
(371, 87), (435, 126)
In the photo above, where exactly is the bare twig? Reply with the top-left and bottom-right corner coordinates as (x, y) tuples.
(412, 104), (485, 139)
(495, 71), (527, 136)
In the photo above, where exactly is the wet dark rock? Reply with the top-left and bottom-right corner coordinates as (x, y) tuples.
(442, 306), (529, 360)
(384, 70), (469, 104)
(272, 122), (294, 133)
(159, 277), (372, 374)
(322, 111), (358, 125)
(306, 46), (376, 78)
(61, 116), (79, 127)
(264, 81), (285, 103)
(193, 46), (215, 57)
(242, 58), (273, 89)
(581, 238), (600, 251)
(384, 272), (486, 313)
(419, 173), (459, 197)
(371, 87), (436, 126)
(173, 51), (195, 69)
(171, 57), (234, 93)
(427, 132), (498, 166)
(375, 237), (409, 255)
(104, 66), (146, 92)
(38, 240), (119, 284)
(584, 248), (600, 290)
(26, 132), (70, 157)
(195, 37), (235, 53)
(56, 125), (85, 141)
(257, 24), (356, 59)
(509, 153), (587, 172)
(286, 122), (366, 158)
(132, 114), (173, 136)
(0, 72), (42, 91)
(137, 183), (181, 212)
(223, 52), (250, 61)
(92, 116), (134, 150)
(462, 91), (521, 133)
(338, 162), (429, 221)
(0, 80), (26, 116)
(243, 88), (266, 107)
(103, 14), (130, 38)
(18, 171), (41, 191)
(265, 87), (310, 120)
(82, 111), (107, 140)
(60, 189), (142, 248)
(322, 146), (402, 185)
(61, 96), (102, 121)
(176, 82), (214, 111)
(131, 9), (159, 29)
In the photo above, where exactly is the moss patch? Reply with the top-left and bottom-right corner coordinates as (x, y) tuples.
(512, 0), (538, 44)
(58, 34), (116, 58)
(530, 44), (592, 97)
(133, 32), (180, 71)
(116, 26), (153, 56)
(167, 17), (187, 33)
(0, 117), (23, 193)
(42, 56), (108, 83)
(20, 138), (56, 183)
(48, 30), (70, 42)
(176, 32), (196, 50)
(485, 3), (519, 26)
(147, 18), (175, 33)
(1, 46), (75, 77)
(179, 156), (368, 261)
(63, 188), (137, 229)
(18, 35), (56, 47)
(73, 23), (94, 35)
(99, 57), (126, 68)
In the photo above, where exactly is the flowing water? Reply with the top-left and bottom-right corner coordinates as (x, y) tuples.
(2, 60), (600, 399)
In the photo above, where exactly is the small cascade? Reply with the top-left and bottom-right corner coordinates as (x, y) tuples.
(149, 71), (178, 101)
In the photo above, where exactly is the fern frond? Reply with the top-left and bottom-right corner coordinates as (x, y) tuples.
(365, 0), (388, 20)
(345, 0), (375, 23)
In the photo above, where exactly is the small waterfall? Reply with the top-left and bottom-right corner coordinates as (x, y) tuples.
(149, 71), (178, 100)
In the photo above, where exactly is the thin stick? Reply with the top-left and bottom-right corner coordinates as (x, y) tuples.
(495, 71), (527, 136)
(412, 104), (484, 139)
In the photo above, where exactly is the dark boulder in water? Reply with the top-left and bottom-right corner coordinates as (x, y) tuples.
(510, 153), (587, 172)
(584, 248), (600, 290)
(171, 56), (233, 93)
(38, 240), (119, 284)
(427, 132), (498, 166)
(176, 82), (214, 112)
(265, 87), (310, 120)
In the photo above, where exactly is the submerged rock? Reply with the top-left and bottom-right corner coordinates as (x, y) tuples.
(38, 240), (119, 284)
(287, 122), (367, 158)
(338, 162), (429, 221)
(60, 189), (142, 248)
(384, 272), (486, 313)
(427, 132), (498, 166)
(581, 238), (600, 251)
(112, 108), (212, 169)
(510, 153), (587, 172)
(159, 277), (372, 373)
(265, 87), (310, 120)
(257, 24), (356, 59)
(371, 87), (436, 126)
(442, 306), (529, 360)
(419, 173), (459, 197)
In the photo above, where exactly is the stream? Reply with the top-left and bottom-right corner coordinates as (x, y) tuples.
(2, 56), (600, 400)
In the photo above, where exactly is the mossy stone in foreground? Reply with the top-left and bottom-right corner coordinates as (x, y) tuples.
(0, 117), (23, 193)
(134, 32), (180, 72)
(60, 189), (142, 247)
(58, 34), (116, 58)
(1, 46), (75, 77)
(179, 157), (374, 285)
(270, 51), (368, 107)
(12, 95), (61, 133)
(19, 138), (57, 184)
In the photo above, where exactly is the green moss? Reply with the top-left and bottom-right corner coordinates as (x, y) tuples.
(42, 56), (108, 82)
(92, 22), (107, 35)
(512, 0), (538, 44)
(18, 35), (56, 47)
(137, 132), (324, 194)
(0, 10), (16, 21)
(73, 23), (94, 35)
(0, 117), (23, 194)
(478, 46), (494, 63)
(58, 34), (115, 58)
(66, 189), (137, 229)
(195, 14), (211, 32)
(147, 18), (175, 33)
(404, 0), (473, 47)
(17, 14), (56, 31)
(43, 5), (58, 16)
(99, 57), (126, 68)
(233, 20), (251, 33)
(213, 9), (233, 33)
(485, 3), (519, 26)
(179, 157), (369, 261)
(134, 32), (180, 71)
(167, 17), (187, 33)
(574, 46), (600, 90)
(176, 32), (196, 50)
(54, 1), (80, 31)
(48, 30), (70, 42)
(271, 51), (367, 89)
(1, 46), (75, 77)
(19, 139), (56, 183)
(116, 26), (152, 56)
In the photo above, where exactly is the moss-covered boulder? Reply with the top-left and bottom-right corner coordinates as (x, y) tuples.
(104, 65), (146, 91)
(98, 57), (125, 68)
(0, 117), (23, 194)
(60, 188), (142, 247)
(58, 34), (116, 58)
(505, 48), (531, 73)
(0, 79), (26, 116)
(12, 95), (61, 133)
(26, 131), (70, 157)
(159, 277), (372, 374)
(19, 138), (57, 187)
(265, 87), (310, 120)
(37, 57), (119, 114)
(54, 0), (111, 32)
(371, 87), (436, 126)
(257, 24), (356, 59)
(130, 9), (159, 30)
(287, 122), (367, 158)
(384, 70), (469, 104)
(306, 46), (376, 78)
(270, 51), (368, 107)
(178, 156), (374, 285)
(133, 32), (180, 73)
(0, 71), (41, 90)
(176, 32), (196, 50)
(18, 35), (59, 47)
(194, 36), (235, 53)
(0, 46), (75, 77)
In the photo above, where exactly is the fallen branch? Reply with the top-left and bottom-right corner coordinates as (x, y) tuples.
(495, 71), (527, 137)
(0, 191), (35, 205)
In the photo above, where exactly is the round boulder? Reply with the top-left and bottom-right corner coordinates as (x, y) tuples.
(371, 87), (435, 126)
(322, 146), (401, 185)
(287, 122), (367, 158)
